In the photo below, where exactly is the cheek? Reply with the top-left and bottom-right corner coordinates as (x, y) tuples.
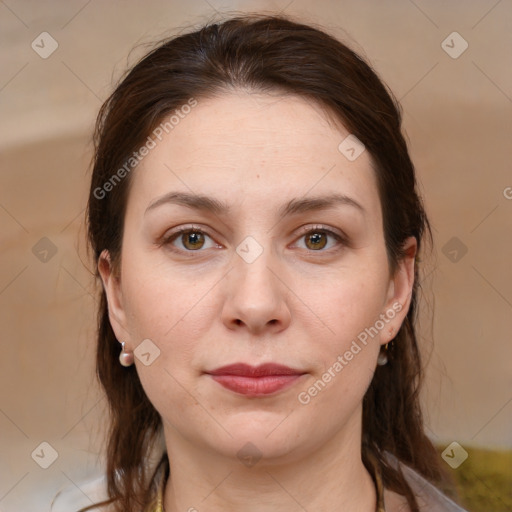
(298, 264), (388, 402)
(119, 253), (220, 394)
(295, 279), (383, 420)
(120, 253), (207, 337)
(306, 265), (389, 345)
(124, 265), (213, 419)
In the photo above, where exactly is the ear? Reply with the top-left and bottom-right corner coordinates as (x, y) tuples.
(380, 237), (417, 345)
(97, 249), (131, 344)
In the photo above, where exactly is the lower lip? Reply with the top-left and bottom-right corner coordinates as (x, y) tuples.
(208, 374), (303, 397)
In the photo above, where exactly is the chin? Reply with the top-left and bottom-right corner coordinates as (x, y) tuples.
(207, 417), (308, 464)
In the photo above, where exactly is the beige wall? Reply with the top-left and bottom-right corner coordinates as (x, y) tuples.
(1, 0), (511, 509)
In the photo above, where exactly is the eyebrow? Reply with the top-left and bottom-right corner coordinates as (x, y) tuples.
(144, 191), (365, 217)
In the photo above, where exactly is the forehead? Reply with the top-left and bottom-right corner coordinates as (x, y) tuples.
(128, 90), (381, 222)
(162, 90), (348, 157)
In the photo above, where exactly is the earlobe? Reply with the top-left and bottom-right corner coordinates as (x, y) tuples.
(97, 250), (131, 343)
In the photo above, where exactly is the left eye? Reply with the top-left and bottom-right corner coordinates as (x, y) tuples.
(294, 227), (344, 251)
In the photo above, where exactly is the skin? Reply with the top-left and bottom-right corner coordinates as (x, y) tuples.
(99, 90), (415, 512)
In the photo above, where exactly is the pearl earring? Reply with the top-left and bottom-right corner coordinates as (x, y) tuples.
(119, 342), (134, 367)
(377, 343), (388, 366)
(378, 326), (398, 366)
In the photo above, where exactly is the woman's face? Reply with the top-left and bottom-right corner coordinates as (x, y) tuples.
(100, 90), (415, 464)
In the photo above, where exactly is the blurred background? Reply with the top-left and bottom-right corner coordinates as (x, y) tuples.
(0, 1), (511, 511)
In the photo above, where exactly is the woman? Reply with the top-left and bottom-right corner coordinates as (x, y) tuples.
(52, 12), (469, 512)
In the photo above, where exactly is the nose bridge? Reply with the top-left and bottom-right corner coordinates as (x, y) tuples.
(233, 234), (278, 301)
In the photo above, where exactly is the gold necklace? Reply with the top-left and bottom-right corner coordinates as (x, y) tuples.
(365, 449), (387, 512)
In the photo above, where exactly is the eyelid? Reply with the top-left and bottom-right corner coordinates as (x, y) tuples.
(294, 224), (347, 242)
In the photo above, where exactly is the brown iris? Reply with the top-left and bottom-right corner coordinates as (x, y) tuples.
(305, 231), (328, 250)
(181, 230), (206, 250)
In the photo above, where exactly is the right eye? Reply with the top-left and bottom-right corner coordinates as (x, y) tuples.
(161, 226), (219, 253)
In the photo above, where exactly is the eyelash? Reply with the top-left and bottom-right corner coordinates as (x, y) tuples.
(159, 224), (347, 256)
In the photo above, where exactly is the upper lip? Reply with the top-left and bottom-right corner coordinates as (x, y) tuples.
(206, 363), (305, 377)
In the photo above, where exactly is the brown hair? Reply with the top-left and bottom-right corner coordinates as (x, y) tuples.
(85, 12), (454, 512)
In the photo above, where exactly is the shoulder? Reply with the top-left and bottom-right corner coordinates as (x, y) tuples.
(50, 474), (111, 512)
(401, 465), (468, 512)
(383, 452), (469, 512)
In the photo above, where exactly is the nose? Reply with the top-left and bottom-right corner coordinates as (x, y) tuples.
(221, 243), (291, 335)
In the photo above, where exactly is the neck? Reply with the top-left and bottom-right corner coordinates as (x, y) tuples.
(162, 412), (377, 512)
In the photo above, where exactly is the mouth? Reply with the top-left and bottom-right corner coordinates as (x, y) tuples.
(204, 363), (307, 397)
